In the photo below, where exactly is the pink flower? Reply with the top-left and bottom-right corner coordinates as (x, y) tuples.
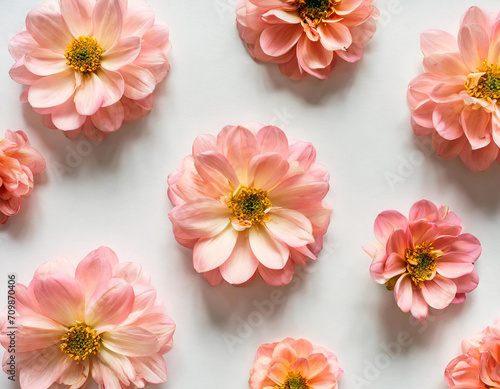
(236, 0), (379, 80)
(408, 6), (500, 171)
(168, 123), (332, 286)
(364, 200), (481, 323)
(445, 319), (500, 388)
(0, 247), (175, 388)
(0, 130), (45, 224)
(9, 0), (171, 142)
(249, 337), (343, 389)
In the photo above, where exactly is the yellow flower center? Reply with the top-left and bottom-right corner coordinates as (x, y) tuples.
(295, 0), (340, 25)
(465, 62), (500, 102)
(228, 185), (272, 224)
(60, 322), (101, 362)
(275, 371), (310, 389)
(405, 243), (439, 286)
(65, 36), (103, 74)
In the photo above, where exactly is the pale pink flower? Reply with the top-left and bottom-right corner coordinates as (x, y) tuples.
(0, 247), (175, 388)
(168, 123), (332, 286)
(9, 0), (171, 142)
(249, 337), (343, 389)
(236, 0), (379, 80)
(364, 200), (481, 323)
(0, 130), (45, 224)
(445, 319), (500, 388)
(408, 6), (500, 171)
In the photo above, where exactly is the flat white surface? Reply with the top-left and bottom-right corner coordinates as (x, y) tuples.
(1, 0), (500, 388)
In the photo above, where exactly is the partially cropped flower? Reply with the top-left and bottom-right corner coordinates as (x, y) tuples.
(9, 0), (171, 142)
(249, 337), (343, 389)
(445, 319), (500, 388)
(364, 200), (481, 322)
(0, 247), (175, 388)
(0, 130), (45, 224)
(168, 123), (332, 286)
(408, 6), (500, 171)
(236, 0), (378, 80)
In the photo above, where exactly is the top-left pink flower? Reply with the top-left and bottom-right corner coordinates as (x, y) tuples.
(9, 0), (171, 141)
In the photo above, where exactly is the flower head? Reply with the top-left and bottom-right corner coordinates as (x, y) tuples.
(0, 130), (45, 224)
(249, 338), (343, 389)
(168, 123), (332, 286)
(408, 6), (500, 171)
(236, 0), (379, 80)
(364, 200), (481, 322)
(0, 247), (176, 388)
(445, 319), (500, 388)
(9, 0), (171, 142)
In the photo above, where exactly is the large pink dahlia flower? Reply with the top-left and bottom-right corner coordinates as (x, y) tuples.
(445, 319), (500, 388)
(249, 337), (343, 389)
(236, 0), (379, 80)
(0, 247), (175, 388)
(408, 6), (500, 171)
(168, 123), (332, 286)
(0, 130), (45, 225)
(364, 200), (481, 323)
(9, 0), (171, 142)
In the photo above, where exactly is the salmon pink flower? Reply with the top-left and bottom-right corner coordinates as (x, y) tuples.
(445, 319), (500, 388)
(0, 247), (175, 388)
(9, 0), (171, 142)
(236, 0), (379, 80)
(408, 6), (500, 171)
(0, 130), (45, 224)
(249, 337), (343, 389)
(168, 123), (332, 286)
(364, 200), (481, 323)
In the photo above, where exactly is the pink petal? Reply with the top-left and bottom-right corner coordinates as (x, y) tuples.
(386, 228), (412, 258)
(268, 362), (290, 384)
(94, 348), (135, 384)
(102, 37), (141, 71)
(409, 220), (437, 246)
(318, 22), (352, 51)
(16, 314), (67, 352)
(258, 260), (295, 286)
(409, 199), (439, 222)
(374, 210), (409, 243)
(293, 338), (313, 357)
(193, 134), (217, 155)
(420, 29), (459, 56)
(96, 68), (125, 107)
(432, 132), (466, 159)
(128, 355), (167, 385)
(33, 274), (85, 326)
(24, 48), (67, 76)
(103, 326), (159, 357)
(432, 101), (465, 140)
(249, 226), (289, 269)
(272, 342), (298, 364)
(256, 125), (289, 156)
(18, 344), (69, 389)
(220, 235), (259, 284)
(91, 102), (125, 132)
(266, 208), (313, 247)
(51, 98), (86, 131)
(410, 288), (429, 323)
(436, 254), (475, 278)
(458, 24), (490, 71)
(383, 253), (407, 279)
(86, 278), (135, 331)
(412, 99), (436, 128)
(297, 35), (334, 69)
(461, 105), (492, 150)
(75, 247), (114, 300)
(194, 151), (240, 194)
(335, 0), (363, 15)
(290, 358), (309, 377)
(60, 0), (93, 37)
(171, 198), (231, 238)
(26, 7), (74, 53)
(454, 268), (479, 295)
(193, 225), (239, 272)
(460, 141), (499, 172)
(120, 63), (156, 100)
(260, 24), (302, 57)
(122, 7), (155, 37)
(28, 69), (76, 108)
(429, 77), (466, 103)
(74, 73), (106, 116)
(34, 257), (75, 278)
(394, 274), (413, 312)
(422, 52), (470, 77)
(422, 274), (457, 309)
(248, 153), (289, 190)
(92, 0), (123, 50)
(9, 31), (39, 62)
(9, 60), (40, 85)
(307, 353), (328, 379)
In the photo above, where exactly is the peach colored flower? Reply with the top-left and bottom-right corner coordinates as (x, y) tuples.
(9, 0), (171, 142)
(236, 0), (379, 80)
(408, 6), (500, 171)
(364, 200), (481, 323)
(0, 247), (175, 388)
(168, 123), (332, 286)
(0, 130), (45, 224)
(249, 337), (343, 389)
(445, 319), (500, 388)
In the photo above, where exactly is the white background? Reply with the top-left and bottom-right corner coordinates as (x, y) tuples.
(1, 0), (500, 388)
